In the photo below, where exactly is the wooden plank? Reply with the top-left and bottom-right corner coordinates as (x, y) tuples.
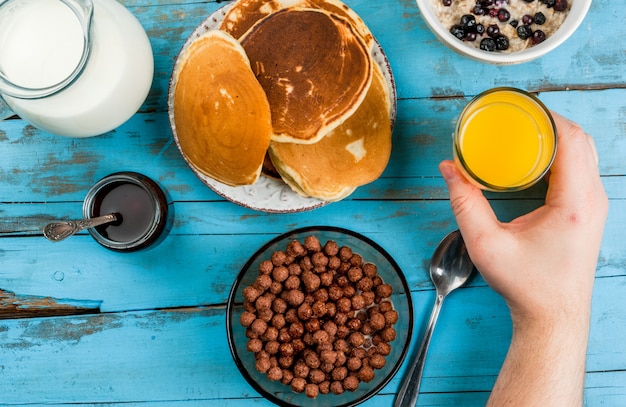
(124, 0), (626, 109)
(0, 277), (623, 405)
(0, 289), (100, 319)
(0, 89), (623, 205)
(0, 197), (623, 313)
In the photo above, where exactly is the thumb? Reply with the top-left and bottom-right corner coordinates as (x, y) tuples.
(439, 160), (500, 239)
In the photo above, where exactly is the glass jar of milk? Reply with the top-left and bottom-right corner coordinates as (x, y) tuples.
(0, 0), (154, 137)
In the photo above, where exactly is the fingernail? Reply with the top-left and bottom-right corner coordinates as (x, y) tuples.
(439, 162), (458, 182)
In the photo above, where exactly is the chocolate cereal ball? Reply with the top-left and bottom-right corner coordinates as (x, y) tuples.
(369, 353), (387, 369)
(327, 255), (341, 270)
(272, 266), (289, 282)
(338, 246), (352, 261)
(247, 338), (263, 353)
(385, 310), (399, 325)
(381, 327), (397, 342)
(267, 366), (283, 381)
(343, 375), (359, 391)
(377, 342), (392, 356)
(304, 235), (322, 252)
(258, 260), (274, 274)
(358, 365), (376, 383)
(250, 319), (268, 336)
(239, 235), (401, 399)
(362, 262), (377, 278)
(255, 356), (271, 374)
(311, 251), (329, 267)
(332, 366), (348, 381)
(293, 360), (310, 378)
(242, 286), (261, 303)
(323, 240), (339, 256)
(330, 380), (344, 395)
(309, 368), (325, 384)
(375, 283), (393, 299)
(283, 275), (300, 290)
(369, 312), (386, 331)
(254, 274), (272, 291)
(271, 250), (287, 266)
(286, 240), (306, 257)
(291, 377), (307, 393)
(261, 326), (279, 342)
(281, 369), (294, 385)
(240, 311), (256, 327)
(319, 380), (331, 394)
(305, 383), (319, 398)
(347, 356), (362, 371)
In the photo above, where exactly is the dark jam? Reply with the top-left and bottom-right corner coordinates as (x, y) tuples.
(93, 182), (155, 243)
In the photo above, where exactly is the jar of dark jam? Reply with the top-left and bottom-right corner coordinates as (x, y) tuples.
(82, 172), (170, 251)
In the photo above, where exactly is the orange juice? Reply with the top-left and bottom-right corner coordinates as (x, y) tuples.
(454, 88), (557, 191)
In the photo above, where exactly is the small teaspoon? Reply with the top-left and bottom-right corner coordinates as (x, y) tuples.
(394, 230), (475, 407)
(43, 213), (119, 242)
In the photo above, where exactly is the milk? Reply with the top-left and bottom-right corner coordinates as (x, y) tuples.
(0, 0), (153, 137)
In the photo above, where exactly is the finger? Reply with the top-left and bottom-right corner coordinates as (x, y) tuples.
(439, 160), (500, 242)
(586, 133), (599, 166)
(546, 112), (602, 204)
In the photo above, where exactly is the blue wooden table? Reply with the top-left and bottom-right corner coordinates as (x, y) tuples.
(0, 0), (624, 405)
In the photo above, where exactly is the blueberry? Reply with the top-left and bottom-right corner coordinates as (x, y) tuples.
(522, 14), (533, 25)
(461, 14), (476, 27)
(450, 24), (466, 40)
(480, 38), (497, 51)
(475, 24), (485, 34)
(479, 0), (494, 6)
(442, 0), (452, 6)
(517, 25), (533, 40)
(554, 0), (568, 11)
(497, 8), (510, 22)
(486, 24), (500, 38)
(473, 5), (487, 15)
(534, 12), (546, 25)
(465, 32), (478, 41)
(532, 30), (547, 44)
(509, 19), (519, 28)
(495, 35), (509, 50)
(523, 0), (535, 2)
(488, 8), (499, 18)
(541, 0), (556, 7)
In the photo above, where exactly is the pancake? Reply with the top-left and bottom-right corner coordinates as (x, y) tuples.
(172, 30), (272, 186)
(220, 0), (374, 49)
(268, 62), (392, 201)
(240, 8), (372, 144)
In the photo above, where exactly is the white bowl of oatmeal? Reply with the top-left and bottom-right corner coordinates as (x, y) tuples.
(416, 0), (591, 64)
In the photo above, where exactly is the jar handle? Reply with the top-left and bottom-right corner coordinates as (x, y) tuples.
(0, 96), (15, 121)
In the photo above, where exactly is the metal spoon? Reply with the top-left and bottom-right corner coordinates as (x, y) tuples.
(43, 213), (119, 242)
(394, 230), (475, 407)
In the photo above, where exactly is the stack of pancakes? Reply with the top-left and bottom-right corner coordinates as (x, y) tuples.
(172, 0), (393, 202)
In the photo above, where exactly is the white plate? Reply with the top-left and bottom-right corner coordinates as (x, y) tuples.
(168, 2), (396, 213)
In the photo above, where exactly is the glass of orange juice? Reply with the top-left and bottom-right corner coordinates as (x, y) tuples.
(454, 87), (557, 192)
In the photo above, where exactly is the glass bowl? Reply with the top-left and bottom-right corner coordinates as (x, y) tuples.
(226, 226), (413, 406)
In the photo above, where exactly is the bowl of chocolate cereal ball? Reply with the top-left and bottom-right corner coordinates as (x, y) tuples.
(416, 0), (591, 64)
(226, 226), (413, 406)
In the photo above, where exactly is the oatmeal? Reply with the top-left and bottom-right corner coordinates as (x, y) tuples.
(433, 0), (571, 52)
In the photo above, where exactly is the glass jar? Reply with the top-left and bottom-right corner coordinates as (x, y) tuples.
(82, 172), (170, 251)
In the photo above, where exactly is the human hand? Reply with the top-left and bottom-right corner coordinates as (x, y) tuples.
(438, 111), (608, 323)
